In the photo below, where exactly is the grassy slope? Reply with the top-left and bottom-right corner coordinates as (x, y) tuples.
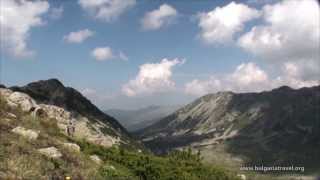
(0, 95), (239, 180)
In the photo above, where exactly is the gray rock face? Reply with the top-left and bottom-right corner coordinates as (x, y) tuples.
(7, 92), (38, 112)
(12, 126), (39, 140)
(140, 86), (320, 168)
(90, 155), (102, 164)
(8, 79), (136, 147)
(1, 79), (137, 148)
(38, 147), (62, 159)
(62, 143), (81, 152)
(10, 79), (127, 135)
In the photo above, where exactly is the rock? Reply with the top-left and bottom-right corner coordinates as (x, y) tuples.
(38, 147), (62, 159)
(32, 107), (47, 118)
(6, 113), (17, 119)
(12, 126), (39, 140)
(90, 155), (102, 164)
(7, 92), (38, 112)
(108, 165), (115, 170)
(62, 143), (80, 152)
(237, 174), (246, 180)
(0, 88), (13, 97)
(2, 118), (12, 123)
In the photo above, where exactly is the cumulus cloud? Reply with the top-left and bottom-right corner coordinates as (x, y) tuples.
(141, 4), (178, 30)
(91, 47), (115, 61)
(122, 58), (184, 96)
(185, 63), (269, 96)
(185, 62), (319, 96)
(49, 6), (64, 20)
(91, 47), (129, 61)
(0, 0), (49, 58)
(197, 1), (260, 44)
(238, 0), (320, 82)
(63, 29), (94, 43)
(78, 0), (136, 22)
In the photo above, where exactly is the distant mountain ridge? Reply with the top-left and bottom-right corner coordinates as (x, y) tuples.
(106, 105), (181, 132)
(139, 85), (320, 171)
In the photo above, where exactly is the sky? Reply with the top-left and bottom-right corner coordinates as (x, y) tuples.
(1, 0), (319, 110)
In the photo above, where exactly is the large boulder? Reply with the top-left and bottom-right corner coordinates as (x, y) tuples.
(7, 92), (38, 112)
(11, 126), (39, 140)
(62, 143), (80, 152)
(0, 88), (13, 98)
(38, 147), (62, 159)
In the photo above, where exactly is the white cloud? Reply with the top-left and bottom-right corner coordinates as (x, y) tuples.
(49, 6), (63, 20)
(122, 58), (184, 96)
(197, 1), (260, 44)
(91, 47), (129, 61)
(185, 62), (319, 96)
(238, 0), (320, 82)
(141, 4), (177, 30)
(91, 46), (115, 61)
(0, 0), (49, 58)
(63, 29), (94, 43)
(78, 0), (136, 22)
(185, 63), (269, 96)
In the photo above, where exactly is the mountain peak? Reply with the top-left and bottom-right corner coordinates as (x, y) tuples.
(27, 78), (65, 90)
(273, 85), (293, 92)
(9, 79), (129, 137)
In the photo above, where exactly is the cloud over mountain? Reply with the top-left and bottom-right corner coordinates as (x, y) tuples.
(238, 0), (319, 85)
(122, 58), (184, 96)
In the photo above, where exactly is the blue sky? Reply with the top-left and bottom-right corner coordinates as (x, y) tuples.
(1, 0), (319, 109)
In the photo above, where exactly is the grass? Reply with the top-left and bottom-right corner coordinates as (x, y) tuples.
(0, 94), (240, 179)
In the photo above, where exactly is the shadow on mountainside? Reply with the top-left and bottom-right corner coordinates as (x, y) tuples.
(224, 86), (320, 173)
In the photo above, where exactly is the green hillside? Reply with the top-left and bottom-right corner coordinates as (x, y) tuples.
(0, 94), (239, 180)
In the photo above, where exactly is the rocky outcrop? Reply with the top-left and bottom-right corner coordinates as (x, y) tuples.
(7, 79), (138, 148)
(6, 92), (38, 112)
(62, 143), (81, 152)
(11, 126), (39, 140)
(6, 113), (17, 119)
(10, 79), (127, 135)
(90, 155), (102, 164)
(0, 83), (125, 148)
(38, 147), (62, 159)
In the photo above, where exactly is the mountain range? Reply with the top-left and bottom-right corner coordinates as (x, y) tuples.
(138, 85), (320, 172)
(0, 79), (240, 179)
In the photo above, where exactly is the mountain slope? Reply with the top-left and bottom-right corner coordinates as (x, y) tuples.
(106, 105), (181, 132)
(139, 86), (320, 171)
(10, 79), (126, 133)
(0, 84), (239, 180)
(8, 79), (136, 148)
